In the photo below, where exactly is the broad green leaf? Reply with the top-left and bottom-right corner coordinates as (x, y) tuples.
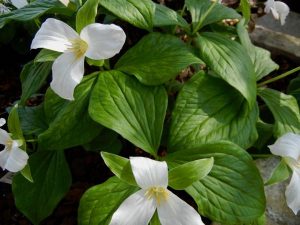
(82, 129), (121, 154)
(153, 3), (188, 28)
(166, 141), (266, 224)
(100, 0), (155, 31)
(34, 49), (60, 63)
(18, 104), (48, 136)
(265, 159), (290, 186)
(89, 71), (167, 156)
(38, 75), (102, 150)
(168, 72), (258, 151)
(237, 20), (278, 81)
(253, 120), (273, 150)
(0, 0), (72, 28)
(101, 152), (136, 186)
(195, 32), (256, 107)
(20, 61), (52, 105)
(78, 176), (138, 225)
(258, 87), (300, 137)
(185, 0), (241, 32)
(76, 0), (99, 32)
(169, 158), (214, 190)
(12, 151), (71, 225)
(116, 32), (201, 85)
(287, 75), (300, 105)
(239, 0), (251, 24)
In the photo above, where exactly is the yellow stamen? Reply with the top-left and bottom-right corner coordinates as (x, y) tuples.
(69, 39), (88, 59)
(6, 139), (13, 150)
(145, 187), (169, 205)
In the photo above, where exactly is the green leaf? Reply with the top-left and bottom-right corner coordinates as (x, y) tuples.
(34, 49), (60, 63)
(12, 151), (71, 225)
(149, 212), (161, 225)
(20, 61), (52, 105)
(76, 0), (99, 33)
(258, 87), (300, 137)
(166, 141), (266, 224)
(185, 0), (241, 32)
(100, 0), (154, 31)
(38, 75), (102, 150)
(237, 20), (278, 81)
(116, 32), (201, 85)
(287, 75), (300, 105)
(195, 32), (256, 107)
(89, 71), (167, 156)
(168, 72), (258, 151)
(101, 152), (136, 186)
(153, 3), (188, 28)
(265, 159), (291, 186)
(20, 164), (33, 183)
(82, 128), (121, 154)
(239, 0), (251, 23)
(0, 0), (72, 28)
(253, 120), (273, 150)
(78, 176), (138, 225)
(169, 157), (214, 190)
(18, 104), (48, 136)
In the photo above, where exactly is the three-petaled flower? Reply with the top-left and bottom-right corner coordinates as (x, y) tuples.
(264, 0), (290, 25)
(0, 118), (28, 172)
(110, 157), (204, 225)
(268, 132), (300, 215)
(31, 18), (126, 100)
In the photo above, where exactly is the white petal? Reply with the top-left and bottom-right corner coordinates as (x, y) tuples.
(130, 157), (168, 189)
(270, 7), (280, 20)
(0, 128), (11, 145)
(3, 147), (28, 172)
(268, 133), (300, 161)
(157, 190), (204, 225)
(51, 52), (85, 100)
(10, 0), (28, 9)
(0, 118), (6, 127)
(80, 23), (126, 60)
(31, 18), (79, 52)
(264, 0), (275, 13)
(274, 1), (290, 25)
(285, 170), (300, 215)
(109, 189), (156, 225)
(59, 0), (69, 6)
(0, 148), (10, 170)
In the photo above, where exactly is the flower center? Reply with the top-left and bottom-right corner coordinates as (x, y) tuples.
(6, 139), (13, 150)
(145, 187), (169, 205)
(70, 39), (88, 59)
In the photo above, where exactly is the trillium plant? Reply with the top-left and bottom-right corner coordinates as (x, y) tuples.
(0, 0), (299, 225)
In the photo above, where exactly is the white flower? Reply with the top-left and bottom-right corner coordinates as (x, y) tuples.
(0, 3), (10, 14)
(59, 0), (69, 6)
(110, 157), (204, 225)
(10, 0), (28, 9)
(0, 118), (29, 172)
(264, 0), (290, 25)
(268, 133), (300, 215)
(31, 18), (126, 100)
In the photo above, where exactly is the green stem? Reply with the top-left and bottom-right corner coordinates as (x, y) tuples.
(172, 4), (186, 35)
(258, 66), (300, 87)
(26, 139), (38, 143)
(250, 154), (272, 158)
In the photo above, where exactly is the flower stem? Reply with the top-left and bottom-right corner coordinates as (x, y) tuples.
(257, 66), (300, 87)
(26, 139), (37, 143)
(251, 154), (272, 158)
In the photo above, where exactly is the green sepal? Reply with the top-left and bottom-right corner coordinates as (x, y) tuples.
(169, 157), (214, 190)
(265, 159), (291, 186)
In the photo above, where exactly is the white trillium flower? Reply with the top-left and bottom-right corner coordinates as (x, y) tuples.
(264, 0), (290, 25)
(60, 0), (69, 6)
(0, 3), (10, 14)
(31, 18), (126, 100)
(110, 157), (204, 225)
(0, 118), (29, 172)
(268, 133), (300, 215)
(10, 0), (28, 9)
